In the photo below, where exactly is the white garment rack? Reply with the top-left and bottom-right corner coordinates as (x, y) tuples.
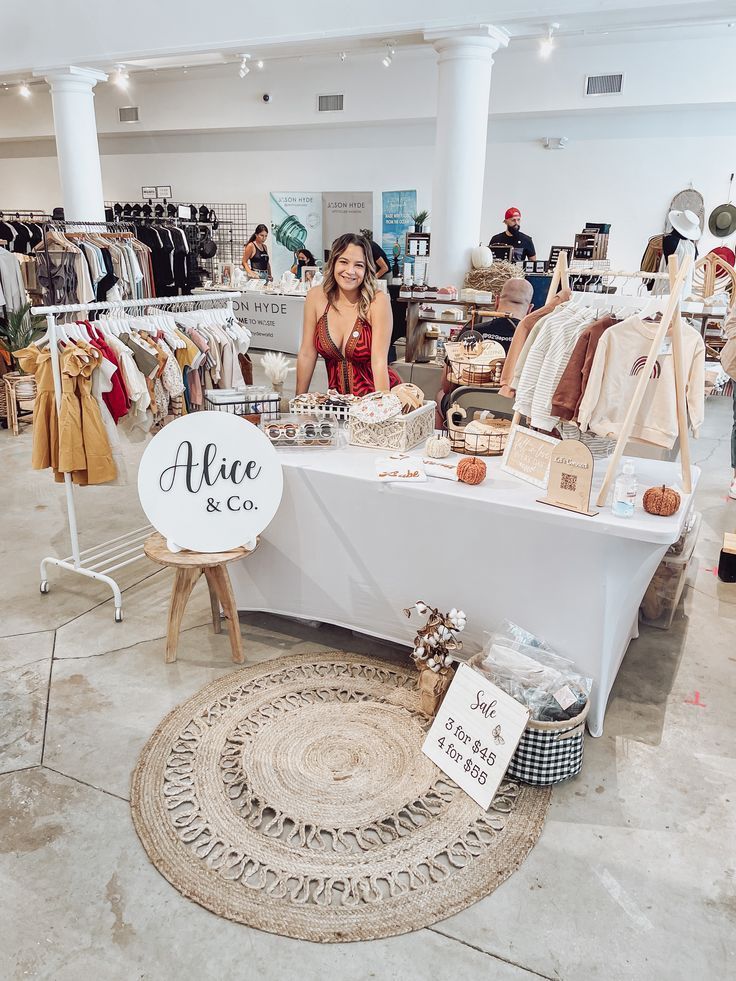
(510, 252), (693, 508)
(31, 290), (242, 621)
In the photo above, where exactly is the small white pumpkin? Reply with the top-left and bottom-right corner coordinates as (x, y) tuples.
(425, 434), (451, 459)
(471, 244), (492, 269)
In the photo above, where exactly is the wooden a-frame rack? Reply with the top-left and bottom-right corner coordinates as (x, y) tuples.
(511, 250), (693, 509)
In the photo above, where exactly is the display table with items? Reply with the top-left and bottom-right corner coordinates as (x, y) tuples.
(229, 438), (699, 737)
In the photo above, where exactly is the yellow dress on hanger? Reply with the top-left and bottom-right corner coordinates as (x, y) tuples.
(57, 345), (88, 479)
(66, 345), (117, 486)
(14, 346), (59, 473)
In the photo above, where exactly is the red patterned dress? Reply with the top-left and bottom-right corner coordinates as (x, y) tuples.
(314, 302), (401, 396)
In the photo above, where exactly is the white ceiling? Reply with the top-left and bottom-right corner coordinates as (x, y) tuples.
(0, 0), (734, 83)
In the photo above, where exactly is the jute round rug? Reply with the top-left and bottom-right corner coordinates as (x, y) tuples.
(131, 652), (551, 942)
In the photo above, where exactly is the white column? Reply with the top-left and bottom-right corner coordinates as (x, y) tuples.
(425, 27), (509, 287)
(33, 66), (108, 222)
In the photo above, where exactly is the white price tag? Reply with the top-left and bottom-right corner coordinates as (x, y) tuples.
(553, 685), (577, 710)
(658, 337), (672, 357)
(422, 663), (530, 810)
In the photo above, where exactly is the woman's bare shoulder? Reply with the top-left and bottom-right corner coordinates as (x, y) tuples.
(369, 289), (391, 313)
(306, 284), (327, 308)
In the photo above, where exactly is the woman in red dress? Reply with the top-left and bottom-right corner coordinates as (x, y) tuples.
(296, 233), (401, 397)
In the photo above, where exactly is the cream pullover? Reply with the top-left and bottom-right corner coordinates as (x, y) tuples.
(577, 314), (704, 449)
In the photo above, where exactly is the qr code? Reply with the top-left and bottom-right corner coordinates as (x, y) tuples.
(560, 472), (577, 492)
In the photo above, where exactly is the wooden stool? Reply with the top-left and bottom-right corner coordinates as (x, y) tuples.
(144, 532), (256, 664)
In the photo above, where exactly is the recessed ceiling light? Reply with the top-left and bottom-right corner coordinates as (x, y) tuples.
(256, 60), (264, 70)
(539, 23), (559, 59)
(113, 64), (130, 89)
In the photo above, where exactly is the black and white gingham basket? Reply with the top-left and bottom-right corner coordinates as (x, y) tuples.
(508, 701), (589, 786)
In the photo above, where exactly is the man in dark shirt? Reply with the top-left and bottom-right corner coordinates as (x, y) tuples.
(360, 228), (390, 278)
(489, 207), (536, 263)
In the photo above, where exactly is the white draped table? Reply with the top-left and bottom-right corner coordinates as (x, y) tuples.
(230, 442), (698, 736)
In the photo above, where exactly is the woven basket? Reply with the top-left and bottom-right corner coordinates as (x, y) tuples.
(289, 400), (352, 424)
(348, 400), (435, 451)
(446, 405), (511, 457)
(507, 701), (589, 786)
(447, 357), (504, 387)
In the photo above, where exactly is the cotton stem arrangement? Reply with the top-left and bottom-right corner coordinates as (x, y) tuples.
(403, 601), (466, 672)
(261, 351), (294, 387)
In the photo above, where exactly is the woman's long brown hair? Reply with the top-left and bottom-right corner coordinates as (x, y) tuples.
(322, 233), (377, 320)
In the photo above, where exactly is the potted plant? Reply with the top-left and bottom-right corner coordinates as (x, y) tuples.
(0, 303), (46, 415)
(0, 302), (46, 373)
(411, 210), (430, 233)
(404, 601), (466, 716)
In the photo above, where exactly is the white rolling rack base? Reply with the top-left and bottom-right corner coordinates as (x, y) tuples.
(32, 289), (242, 622)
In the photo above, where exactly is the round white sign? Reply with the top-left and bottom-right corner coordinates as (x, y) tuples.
(137, 412), (283, 553)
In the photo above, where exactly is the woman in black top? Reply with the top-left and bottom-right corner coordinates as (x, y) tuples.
(290, 248), (316, 280)
(242, 224), (272, 280)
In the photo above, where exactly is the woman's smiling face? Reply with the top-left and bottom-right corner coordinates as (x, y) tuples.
(334, 243), (366, 291)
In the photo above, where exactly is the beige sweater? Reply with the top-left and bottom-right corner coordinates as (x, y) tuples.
(577, 315), (704, 449)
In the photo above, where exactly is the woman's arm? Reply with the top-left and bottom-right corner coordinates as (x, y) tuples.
(241, 242), (259, 277)
(266, 253), (273, 280)
(295, 290), (320, 395)
(369, 291), (394, 392)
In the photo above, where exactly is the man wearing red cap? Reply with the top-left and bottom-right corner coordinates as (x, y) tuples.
(489, 208), (536, 263)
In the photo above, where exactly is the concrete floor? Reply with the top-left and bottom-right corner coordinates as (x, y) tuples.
(1, 375), (734, 981)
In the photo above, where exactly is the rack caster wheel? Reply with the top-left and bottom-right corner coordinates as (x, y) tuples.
(114, 608), (123, 623)
(40, 580), (49, 594)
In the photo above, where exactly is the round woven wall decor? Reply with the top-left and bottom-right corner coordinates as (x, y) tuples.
(131, 652), (551, 942)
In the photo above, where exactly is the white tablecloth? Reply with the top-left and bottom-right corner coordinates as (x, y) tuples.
(230, 442), (699, 736)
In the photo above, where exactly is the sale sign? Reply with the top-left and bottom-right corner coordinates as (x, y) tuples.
(422, 663), (530, 810)
(137, 412), (283, 553)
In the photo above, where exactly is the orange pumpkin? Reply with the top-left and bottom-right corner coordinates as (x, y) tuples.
(457, 456), (487, 485)
(643, 484), (681, 517)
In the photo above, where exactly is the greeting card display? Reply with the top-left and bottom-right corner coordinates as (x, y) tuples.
(137, 411), (283, 553)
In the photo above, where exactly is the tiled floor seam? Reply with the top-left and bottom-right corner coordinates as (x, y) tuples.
(39, 629), (56, 765)
(56, 616), (215, 661)
(48, 567), (162, 632)
(427, 927), (559, 979)
(41, 764), (130, 804)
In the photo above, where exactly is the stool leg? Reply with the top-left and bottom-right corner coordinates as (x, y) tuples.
(209, 565), (244, 664)
(203, 567), (222, 634)
(166, 567), (201, 663)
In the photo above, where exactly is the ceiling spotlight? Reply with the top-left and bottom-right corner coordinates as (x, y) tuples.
(382, 43), (395, 68)
(539, 24), (559, 59)
(257, 60), (264, 70)
(239, 54), (250, 78)
(113, 64), (130, 89)
(19, 82), (31, 98)
(339, 51), (347, 63)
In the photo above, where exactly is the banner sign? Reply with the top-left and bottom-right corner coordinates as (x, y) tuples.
(269, 192), (323, 279)
(382, 189), (417, 269)
(422, 664), (530, 810)
(322, 192), (374, 253)
(230, 294), (304, 355)
(137, 412), (283, 553)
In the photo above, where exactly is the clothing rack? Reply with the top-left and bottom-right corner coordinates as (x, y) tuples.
(30, 290), (243, 621)
(39, 220), (138, 306)
(510, 250), (693, 507)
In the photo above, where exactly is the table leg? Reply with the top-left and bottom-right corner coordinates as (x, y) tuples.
(166, 567), (201, 663)
(210, 565), (244, 664)
(203, 567), (222, 634)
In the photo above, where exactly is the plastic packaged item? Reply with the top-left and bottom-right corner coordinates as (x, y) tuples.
(640, 512), (701, 628)
(613, 461), (637, 517)
(470, 628), (592, 723)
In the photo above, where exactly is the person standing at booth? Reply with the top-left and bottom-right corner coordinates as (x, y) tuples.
(489, 208), (537, 263)
(242, 224), (272, 280)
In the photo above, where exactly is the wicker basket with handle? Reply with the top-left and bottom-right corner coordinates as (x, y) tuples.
(348, 401), (435, 451)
